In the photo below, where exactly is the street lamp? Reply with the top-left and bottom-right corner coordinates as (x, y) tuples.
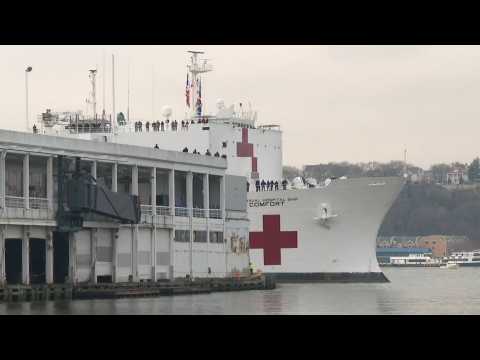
(25, 66), (32, 132)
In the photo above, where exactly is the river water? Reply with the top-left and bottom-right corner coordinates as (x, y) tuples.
(1, 268), (480, 315)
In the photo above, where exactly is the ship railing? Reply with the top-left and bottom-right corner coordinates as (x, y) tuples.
(30, 197), (49, 209)
(175, 207), (190, 217)
(155, 206), (171, 216)
(140, 204), (153, 216)
(5, 196), (25, 209)
(192, 208), (206, 218)
(209, 209), (222, 219)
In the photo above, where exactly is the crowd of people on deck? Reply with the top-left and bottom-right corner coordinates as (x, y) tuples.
(247, 179), (288, 192)
(134, 117), (209, 133)
(176, 147), (226, 158)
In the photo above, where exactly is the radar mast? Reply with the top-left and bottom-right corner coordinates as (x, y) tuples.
(187, 51), (212, 118)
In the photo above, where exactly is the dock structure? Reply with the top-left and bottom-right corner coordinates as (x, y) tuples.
(0, 129), (252, 300)
(0, 274), (275, 302)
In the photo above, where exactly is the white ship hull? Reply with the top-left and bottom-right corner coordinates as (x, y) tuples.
(248, 177), (405, 282)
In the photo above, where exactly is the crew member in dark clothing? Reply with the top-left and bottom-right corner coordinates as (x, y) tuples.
(247, 181), (250, 192)
(261, 180), (266, 191)
(266, 180), (271, 191)
(154, 144), (159, 149)
(255, 180), (260, 192)
(182, 147), (188, 152)
(214, 152), (220, 157)
(270, 181), (274, 191)
(146, 121), (150, 132)
(274, 181), (279, 191)
(32, 124), (37, 134)
(205, 149), (211, 156)
(282, 179), (288, 190)
(193, 149), (197, 154)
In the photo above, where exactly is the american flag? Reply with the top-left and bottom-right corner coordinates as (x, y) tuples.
(185, 73), (190, 107)
(196, 78), (202, 115)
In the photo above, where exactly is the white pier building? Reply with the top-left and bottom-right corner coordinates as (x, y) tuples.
(0, 129), (249, 286)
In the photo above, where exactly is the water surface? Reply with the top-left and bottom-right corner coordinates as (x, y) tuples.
(1, 268), (479, 314)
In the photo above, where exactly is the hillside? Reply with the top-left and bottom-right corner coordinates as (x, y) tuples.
(379, 183), (480, 243)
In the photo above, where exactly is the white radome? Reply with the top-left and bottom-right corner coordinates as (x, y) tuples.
(291, 177), (305, 189)
(216, 99), (225, 110)
(162, 106), (172, 118)
(305, 177), (318, 187)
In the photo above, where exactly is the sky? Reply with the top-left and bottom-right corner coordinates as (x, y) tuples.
(0, 45), (479, 170)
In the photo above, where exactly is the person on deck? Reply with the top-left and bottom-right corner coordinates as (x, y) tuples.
(154, 144), (159, 149)
(274, 181), (279, 191)
(255, 180), (260, 192)
(261, 180), (266, 191)
(282, 179), (288, 190)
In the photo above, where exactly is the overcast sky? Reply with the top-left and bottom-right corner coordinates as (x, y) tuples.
(0, 45), (478, 169)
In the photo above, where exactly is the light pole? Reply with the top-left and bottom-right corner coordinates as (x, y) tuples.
(25, 66), (32, 132)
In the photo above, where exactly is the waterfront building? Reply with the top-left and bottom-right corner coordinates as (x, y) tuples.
(0, 129), (249, 286)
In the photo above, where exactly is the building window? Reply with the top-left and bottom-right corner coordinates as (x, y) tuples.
(174, 230), (190, 243)
(194, 231), (207, 243)
(210, 231), (224, 244)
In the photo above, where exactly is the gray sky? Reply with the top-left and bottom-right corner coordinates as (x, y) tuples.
(0, 45), (478, 169)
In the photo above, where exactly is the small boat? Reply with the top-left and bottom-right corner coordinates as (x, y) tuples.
(440, 262), (459, 269)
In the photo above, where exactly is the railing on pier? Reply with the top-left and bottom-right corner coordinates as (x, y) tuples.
(30, 197), (49, 210)
(141, 205), (172, 217)
(192, 208), (206, 218)
(155, 206), (171, 216)
(5, 196), (25, 209)
(209, 209), (222, 219)
(141, 205), (222, 219)
(175, 207), (190, 217)
(140, 204), (153, 216)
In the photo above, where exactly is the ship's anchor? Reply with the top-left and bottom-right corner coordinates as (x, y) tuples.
(314, 203), (338, 229)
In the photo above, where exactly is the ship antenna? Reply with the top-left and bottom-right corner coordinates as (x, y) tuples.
(102, 49), (106, 119)
(88, 69), (97, 119)
(403, 148), (408, 178)
(127, 59), (130, 123)
(112, 54), (116, 134)
(152, 65), (155, 123)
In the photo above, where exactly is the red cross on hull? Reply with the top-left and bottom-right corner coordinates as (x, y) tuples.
(237, 128), (258, 173)
(249, 215), (298, 265)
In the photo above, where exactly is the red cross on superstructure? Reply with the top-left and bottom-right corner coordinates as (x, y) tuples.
(236, 128), (258, 173)
(249, 215), (298, 265)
